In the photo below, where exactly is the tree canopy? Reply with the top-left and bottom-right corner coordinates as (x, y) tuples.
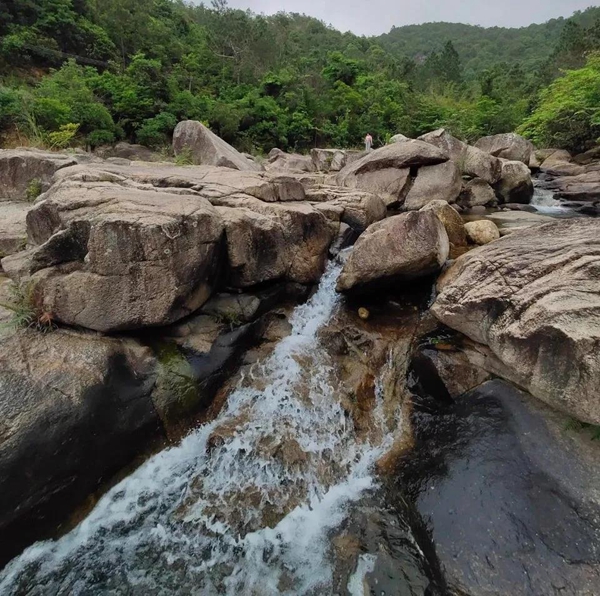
(1, 1), (599, 153)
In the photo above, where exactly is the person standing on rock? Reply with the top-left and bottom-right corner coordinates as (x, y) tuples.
(365, 133), (373, 152)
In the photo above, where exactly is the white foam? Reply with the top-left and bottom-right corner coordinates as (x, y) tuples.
(0, 261), (399, 595)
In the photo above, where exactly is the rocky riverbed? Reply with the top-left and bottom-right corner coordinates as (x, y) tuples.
(1, 125), (599, 594)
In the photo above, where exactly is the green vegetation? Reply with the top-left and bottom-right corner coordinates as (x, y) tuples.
(564, 417), (600, 441)
(518, 53), (600, 153)
(0, 2), (599, 153)
(25, 178), (43, 201)
(0, 281), (55, 333)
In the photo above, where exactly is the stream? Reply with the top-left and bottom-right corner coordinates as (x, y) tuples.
(0, 262), (410, 595)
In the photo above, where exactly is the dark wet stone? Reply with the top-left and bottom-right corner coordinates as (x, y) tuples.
(397, 380), (600, 595)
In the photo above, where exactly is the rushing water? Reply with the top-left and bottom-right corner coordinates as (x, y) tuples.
(530, 182), (572, 216)
(0, 262), (402, 595)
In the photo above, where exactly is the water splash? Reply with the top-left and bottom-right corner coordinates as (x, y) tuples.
(0, 261), (399, 595)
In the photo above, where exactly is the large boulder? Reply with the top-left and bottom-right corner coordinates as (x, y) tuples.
(457, 178), (497, 208)
(211, 197), (334, 287)
(304, 186), (386, 231)
(95, 142), (160, 162)
(267, 150), (315, 173)
(336, 139), (449, 205)
(494, 159), (534, 204)
(431, 219), (600, 424)
(0, 202), (29, 260)
(389, 133), (410, 143)
(310, 148), (361, 172)
(3, 177), (225, 333)
(172, 120), (261, 172)
(474, 133), (534, 165)
(402, 161), (462, 210)
(0, 149), (77, 201)
(420, 200), (467, 258)
(418, 129), (502, 185)
(336, 210), (449, 294)
(464, 220), (500, 245)
(0, 327), (162, 565)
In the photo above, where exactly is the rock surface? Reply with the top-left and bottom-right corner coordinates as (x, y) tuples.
(464, 220), (500, 245)
(458, 178), (497, 208)
(96, 142), (160, 162)
(0, 149), (77, 201)
(336, 140), (448, 204)
(400, 379), (600, 596)
(418, 129), (502, 185)
(420, 200), (466, 257)
(267, 149), (315, 173)
(494, 159), (534, 203)
(432, 219), (600, 424)
(475, 132), (534, 165)
(402, 161), (461, 210)
(0, 328), (162, 565)
(172, 120), (261, 171)
(1, 162), (336, 331)
(337, 211), (449, 294)
(0, 202), (29, 260)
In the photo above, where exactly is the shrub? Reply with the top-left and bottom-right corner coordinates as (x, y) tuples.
(136, 112), (177, 147)
(47, 123), (80, 149)
(0, 282), (55, 333)
(26, 179), (43, 201)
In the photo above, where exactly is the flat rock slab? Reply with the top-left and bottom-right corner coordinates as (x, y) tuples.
(463, 210), (556, 233)
(399, 380), (600, 596)
(0, 202), (29, 258)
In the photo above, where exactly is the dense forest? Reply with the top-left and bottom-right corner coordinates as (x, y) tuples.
(0, 1), (599, 154)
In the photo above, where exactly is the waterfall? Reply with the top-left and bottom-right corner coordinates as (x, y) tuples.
(0, 261), (399, 595)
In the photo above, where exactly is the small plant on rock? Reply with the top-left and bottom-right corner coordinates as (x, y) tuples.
(175, 147), (194, 166)
(0, 281), (56, 333)
(25, 178), (43, 201)
(215, 310), (242, 331)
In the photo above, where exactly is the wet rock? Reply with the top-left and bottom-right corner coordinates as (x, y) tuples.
(494, 158), (534, 204)
(474, 132), (534, 165)
(172, 120), (261, 171)
(337, 211), (449, 294)
(402, 161), (462, 210)
(410, 343), (491, 400)
(543, 169), (600, 202)
(457, 178), (497, 208)
(0, 149), (77, 201)
(432, 219), (600, 424)
(400, 379), (600, 596)
(0, 328), (162, 566)
(464, 220), (500, 245)
(420, 200), (466, 258)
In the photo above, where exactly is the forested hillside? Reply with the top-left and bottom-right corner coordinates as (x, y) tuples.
(377, 7), (600, 76)
(0, 0), (599, 154)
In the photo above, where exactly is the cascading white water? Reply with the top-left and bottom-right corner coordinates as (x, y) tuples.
(530, 183), (570, 215)
(0, 261), (400, 595)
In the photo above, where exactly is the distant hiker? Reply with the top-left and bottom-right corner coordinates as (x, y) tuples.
(365, 133), (373, 152)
